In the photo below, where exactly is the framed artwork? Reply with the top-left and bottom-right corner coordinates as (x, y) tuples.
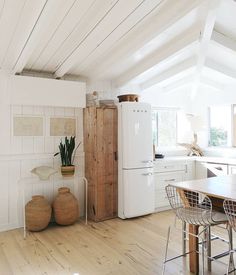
(50, 117), (76, 136)
(13, 116), (43, 136)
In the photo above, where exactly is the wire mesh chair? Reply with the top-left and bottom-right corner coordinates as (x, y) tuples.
(163, 185), (228, 275)
(223, 199), (236, 274)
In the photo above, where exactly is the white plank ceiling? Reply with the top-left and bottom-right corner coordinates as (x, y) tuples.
(0, 0), (235, 93)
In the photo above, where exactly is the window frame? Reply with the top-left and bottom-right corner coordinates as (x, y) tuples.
(208, 105), (233, 148)
(152, 107), (180, 150)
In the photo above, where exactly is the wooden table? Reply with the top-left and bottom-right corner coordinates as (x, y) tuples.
(170, 174), (236, 274)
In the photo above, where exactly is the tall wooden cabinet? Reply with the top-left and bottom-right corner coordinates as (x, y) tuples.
(83, 106), (118, 221)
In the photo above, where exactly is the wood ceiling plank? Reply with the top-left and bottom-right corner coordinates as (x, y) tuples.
(65, 0), (163, 76)
(13, 0), (69, 73)
(29, 0), (110, 72)
(0, 0), (27, 68)
(0, 0), (5, 20)
(72, 0), (203, 80)
(53, 0), (145, 77)
(1, 0), (47, 71)
(25, 0), (76, 70)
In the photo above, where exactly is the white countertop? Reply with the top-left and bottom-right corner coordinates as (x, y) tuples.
(154, 156), (236, 165)
(154, 156), (195, 163)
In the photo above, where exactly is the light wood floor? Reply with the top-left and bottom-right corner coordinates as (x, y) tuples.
(0, 211), (233, 275)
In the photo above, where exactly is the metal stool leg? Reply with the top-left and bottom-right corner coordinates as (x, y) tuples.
(206, 226), (212, 272)
(162, 226), (171, 275)
(227, 226), (235, 274)
(201, 232), (206, 275)
(182, 221), (186, 257)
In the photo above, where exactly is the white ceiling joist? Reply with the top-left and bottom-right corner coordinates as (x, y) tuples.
(12, 0), (60, 74)
(211, 30), (236, 53)
(140, 57), (196, 90)
(74, 0), (204, 78)
(114, 28), (199, 87)
(162, 76), (194, 94)
(200, 76), (225, 90)
(191, 0), (221, 96)
(205, 59), (236, 80)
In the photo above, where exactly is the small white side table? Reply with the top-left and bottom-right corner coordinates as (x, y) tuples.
(18, 175), (88, 239)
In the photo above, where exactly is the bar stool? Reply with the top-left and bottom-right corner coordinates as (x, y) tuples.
(223, 199), (236, 274)
(163, 185), (229, 275)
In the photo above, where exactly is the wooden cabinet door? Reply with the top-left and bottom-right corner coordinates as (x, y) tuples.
(84, 107), (118, 221)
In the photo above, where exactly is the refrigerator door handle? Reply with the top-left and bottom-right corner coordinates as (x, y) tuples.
(142, 173), (153, 176)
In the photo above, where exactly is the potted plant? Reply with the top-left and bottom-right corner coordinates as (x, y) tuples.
(54, 136), (81, 177)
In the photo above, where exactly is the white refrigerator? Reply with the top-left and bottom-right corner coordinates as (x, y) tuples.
(118, 102), (155, 219)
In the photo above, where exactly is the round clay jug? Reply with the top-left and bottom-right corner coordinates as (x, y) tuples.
(25, 195), (52, 231)
(53, 187), (79, 225)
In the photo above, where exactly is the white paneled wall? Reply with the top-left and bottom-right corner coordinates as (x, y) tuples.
(0, 105), (85, 232)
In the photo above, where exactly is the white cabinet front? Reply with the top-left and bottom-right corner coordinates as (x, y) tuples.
(228, 165), (236, 175)
(154, 171), (185, 210)
(123, 168), (154, 218)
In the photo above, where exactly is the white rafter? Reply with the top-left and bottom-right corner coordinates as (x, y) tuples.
(211, 30), (236, 53)
(140, 56), (196, 90)
(191, 0), (221, 96)
(200, 76), (225, 90)
(114, 28), (199, 87)
(162, 76), (194, 94)
(205, 59), (236, 80)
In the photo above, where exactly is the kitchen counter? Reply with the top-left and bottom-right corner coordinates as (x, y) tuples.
(154, 156), (236, 165)
(154, 156), (195, 163)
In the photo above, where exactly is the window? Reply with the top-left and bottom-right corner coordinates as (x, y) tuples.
(152, 108), (177, 148)
(208, 106), (232, 147)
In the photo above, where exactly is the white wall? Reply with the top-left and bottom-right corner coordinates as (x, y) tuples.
(140, 84), (193, 112)
(0, 71), (85, 232)
(140, 82), (236, 157)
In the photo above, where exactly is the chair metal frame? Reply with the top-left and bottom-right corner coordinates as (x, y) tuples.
(163, 185), (231, 275)
(223, 199), (236, 275)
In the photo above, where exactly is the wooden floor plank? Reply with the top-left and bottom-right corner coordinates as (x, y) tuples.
(0, 211), (232, 275)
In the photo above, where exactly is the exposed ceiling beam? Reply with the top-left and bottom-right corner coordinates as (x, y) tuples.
(12, 0), (60, 74)
(75, 0), (205, 78)
(191, 0), (221, 96)
(161, 72), (225, 94)
(200, 76), (225, 90)
(114, 28), (199, 87)
(211, 30), (236, 53)
(205, 59), (236, 80)
(162, 76), (193, 94)
(140, 56), (196, 90)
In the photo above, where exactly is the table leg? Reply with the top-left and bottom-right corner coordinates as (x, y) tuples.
(189, 224), (199, 274)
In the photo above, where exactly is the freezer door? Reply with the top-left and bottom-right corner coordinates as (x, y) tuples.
(120, 102), (153, 169)
(123, 168), (155, 218)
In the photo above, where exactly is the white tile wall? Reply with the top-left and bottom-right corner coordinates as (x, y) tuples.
(0, 105), (85, 232)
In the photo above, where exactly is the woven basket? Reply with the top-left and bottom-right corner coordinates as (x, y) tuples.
(25, 195), (52, 231)
(53, 187), (79, 225)
(117, 94), (139, 102)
